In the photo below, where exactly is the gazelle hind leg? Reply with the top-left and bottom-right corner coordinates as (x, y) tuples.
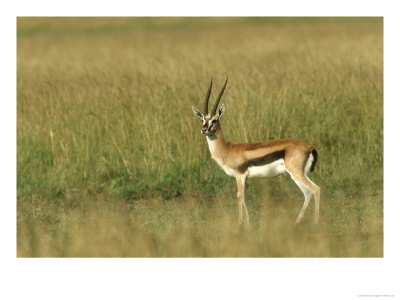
(306, 175), (320, 223)
(287, 170), (320, 224)
(290, 176), (313, 224)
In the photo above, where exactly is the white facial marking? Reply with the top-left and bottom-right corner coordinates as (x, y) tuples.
(208, 118), (216, 130)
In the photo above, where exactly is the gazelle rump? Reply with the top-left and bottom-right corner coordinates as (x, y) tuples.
(192, 77), (320, 225)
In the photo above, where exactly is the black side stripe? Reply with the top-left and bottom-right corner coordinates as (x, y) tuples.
(238, 150), (285, 173)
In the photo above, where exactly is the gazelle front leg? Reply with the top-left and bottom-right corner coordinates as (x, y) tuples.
(235, 173), (249, 225)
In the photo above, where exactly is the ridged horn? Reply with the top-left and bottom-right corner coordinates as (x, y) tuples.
(211, 76), (228, 115)
(203, 78), (213, 115)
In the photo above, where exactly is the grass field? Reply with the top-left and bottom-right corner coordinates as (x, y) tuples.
(17, 17), (383, 257)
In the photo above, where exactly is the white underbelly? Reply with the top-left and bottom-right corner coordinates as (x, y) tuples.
(247, 158), (286, 178)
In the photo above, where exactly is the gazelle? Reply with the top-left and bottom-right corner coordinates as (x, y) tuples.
(192, 77), (320, 225)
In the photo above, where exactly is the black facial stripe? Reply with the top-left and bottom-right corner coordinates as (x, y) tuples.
(208, 118), (217, 129)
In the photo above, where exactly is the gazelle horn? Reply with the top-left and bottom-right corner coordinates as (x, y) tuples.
(211, 76), (228, 115)
(204, 78), (213, 115)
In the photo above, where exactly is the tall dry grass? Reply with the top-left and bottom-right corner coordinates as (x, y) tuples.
(17, 17), (383, 257)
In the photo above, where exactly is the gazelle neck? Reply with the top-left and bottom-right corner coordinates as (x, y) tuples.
(206, 124), (228, 159)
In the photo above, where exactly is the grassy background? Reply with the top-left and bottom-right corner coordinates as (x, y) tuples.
(17, 17), (383, 257)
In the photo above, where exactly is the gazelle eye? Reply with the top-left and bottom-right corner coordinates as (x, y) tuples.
(212, 119), (217, 124)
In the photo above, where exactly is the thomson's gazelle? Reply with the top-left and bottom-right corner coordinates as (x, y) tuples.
(192, 78), (320, 225)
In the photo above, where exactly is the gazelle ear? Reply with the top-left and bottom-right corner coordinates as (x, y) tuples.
(192, 106), (204, 119)
(218, 103), (225, 119)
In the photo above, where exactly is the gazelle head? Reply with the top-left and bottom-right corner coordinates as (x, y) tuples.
(192, 77), (227, 136)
